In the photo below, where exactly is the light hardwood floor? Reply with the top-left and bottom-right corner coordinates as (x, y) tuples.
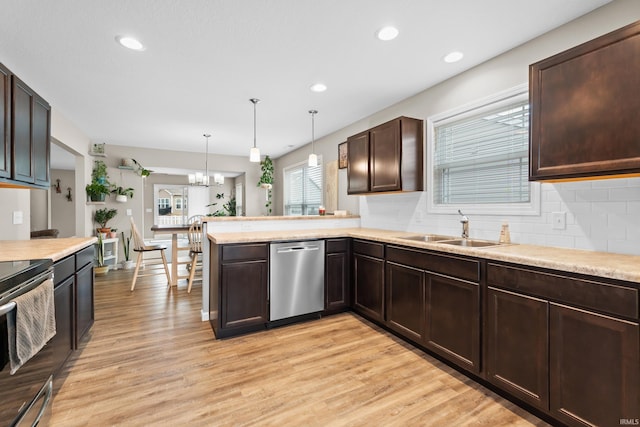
(51, 269), (551, 426)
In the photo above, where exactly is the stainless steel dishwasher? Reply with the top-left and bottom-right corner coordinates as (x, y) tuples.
(270, 240), (325, 321)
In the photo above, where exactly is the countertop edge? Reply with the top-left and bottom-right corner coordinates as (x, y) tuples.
(0, 237), (98, 262)
(208, 228), (640, 284)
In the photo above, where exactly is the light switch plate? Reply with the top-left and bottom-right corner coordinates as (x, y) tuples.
(126, 209), (132, 216)
(12, 211), (23, 225)
(552, 211), (566, 230)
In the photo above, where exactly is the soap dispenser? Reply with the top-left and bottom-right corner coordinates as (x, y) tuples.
(499, 222), (511, 244)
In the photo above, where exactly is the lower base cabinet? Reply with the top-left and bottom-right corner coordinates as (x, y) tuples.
(75, 262), (94, 346)
(210, 243), (268, 338)
(325, 239), (351, 313)
(425, 273), (480, 374)
(386, 262), (425, 343)
(51, 276), (74, 373)
(486, 287), (549, 410)
(550, 303), (639, 427)
(353, 240), (385, 323)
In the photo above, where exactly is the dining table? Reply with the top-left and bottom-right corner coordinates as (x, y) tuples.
(150, 224), (191, 288)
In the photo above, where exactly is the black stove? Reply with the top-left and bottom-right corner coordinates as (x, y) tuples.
(0, 259), (52, 298)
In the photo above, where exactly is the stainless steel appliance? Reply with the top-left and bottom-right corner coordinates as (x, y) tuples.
(270, 240), (324, 322)
(0, 259), (54, 427)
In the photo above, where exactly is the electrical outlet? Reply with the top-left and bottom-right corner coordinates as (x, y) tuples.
(126, 209), (132, 216)
(552, 211), (566, 230)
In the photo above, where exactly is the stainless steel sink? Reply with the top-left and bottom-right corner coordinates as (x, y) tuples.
(397, 234), (455, 242)
(437, 239), (502, 248)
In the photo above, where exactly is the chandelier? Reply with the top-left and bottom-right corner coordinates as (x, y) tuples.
(188, 133), (211, 186)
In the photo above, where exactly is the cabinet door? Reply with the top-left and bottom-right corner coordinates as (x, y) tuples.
(52, 276), (74, 373)
(425, 273), (480, 373)
(325, 251), (350, 312)
(486, 287), (549, 410)
(220, 260), (268, 330)
(386, 262), (424, 343)
(32, 94), (50, 187)
(550, 303), (639, 427)
(347, 131), (369, 194)
(370, 119), (401, 192)
(0, 64), (10, 179)
(11, 76), (34, 184)
(353, 254), (384, 322)
(75, 263), (94, 347)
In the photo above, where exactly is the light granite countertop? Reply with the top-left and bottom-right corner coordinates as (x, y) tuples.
(0, 237), (97, 262)
(209, 227), (640, 284)
(203, 215), (359, 222)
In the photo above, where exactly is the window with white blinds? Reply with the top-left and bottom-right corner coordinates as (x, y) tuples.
(428, 85), (539, 215)
(283, 159), (323, 216)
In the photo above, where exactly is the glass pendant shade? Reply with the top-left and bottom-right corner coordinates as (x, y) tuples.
(308, 109), (318, 167)
(308, 153), (318, 167)
(249, 146), (260, 162)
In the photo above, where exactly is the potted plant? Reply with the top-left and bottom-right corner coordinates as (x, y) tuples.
(121, 230), (135, 269)
(86, 159), (111, 202)
(85, 182), (111, 202)
(95, 233), (109, 276)
(257, 155), (274, 215)
(94, 207), (117, 235)
(111, 185), (134, 203)
(132, 159), (153, 177)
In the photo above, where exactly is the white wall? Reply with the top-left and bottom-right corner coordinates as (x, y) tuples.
(274, 0), (640, 256)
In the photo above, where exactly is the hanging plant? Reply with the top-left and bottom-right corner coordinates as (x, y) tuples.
(257, 155), (274, 215)
(131, 159), (153, 177)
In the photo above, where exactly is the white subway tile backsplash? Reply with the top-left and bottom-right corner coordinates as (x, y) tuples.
(359, 178), (639, 255)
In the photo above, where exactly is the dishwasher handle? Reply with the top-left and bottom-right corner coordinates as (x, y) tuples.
(275, 245), (320, 254)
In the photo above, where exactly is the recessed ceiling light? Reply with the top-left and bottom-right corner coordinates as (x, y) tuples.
(443, 51), (464, 63)
(115, 35), (145, 51)
(310, 83), (327, 93)
(376, 26), (399, 41)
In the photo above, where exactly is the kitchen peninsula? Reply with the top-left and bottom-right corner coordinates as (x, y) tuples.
(203, 216), (639, 426)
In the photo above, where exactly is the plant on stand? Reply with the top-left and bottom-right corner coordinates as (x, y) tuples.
(121, 230), (135, 269)
(94, 207), (118, 236)
(95, 233), (109, 276)
(257, 155), (274, 215)
(86, 160), (111, 202)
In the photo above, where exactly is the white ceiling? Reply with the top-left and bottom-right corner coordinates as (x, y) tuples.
(1, 0), (611, 163)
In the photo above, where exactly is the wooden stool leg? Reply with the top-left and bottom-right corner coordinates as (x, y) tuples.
(187, 253), (198, 293)
(130, 251), (144, 291)
(160, 249), (171, 286)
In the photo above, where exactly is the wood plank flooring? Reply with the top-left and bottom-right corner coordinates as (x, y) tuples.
(50, 269), (551, 426)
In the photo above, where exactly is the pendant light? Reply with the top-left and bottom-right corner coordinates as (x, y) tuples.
(188, 133), (211, 186)
(249, 98), (261, 162)
(308, 109), (318, 167)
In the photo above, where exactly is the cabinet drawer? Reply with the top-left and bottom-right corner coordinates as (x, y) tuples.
(353, 239), (384, 259)
(221, 243), (268, 262)
(54, 255), (75, 286)
(487, 263), (639, 319)
(75, 245), (94, 270)
(326, 238), (349, 254)
(387, 246), (480, 283)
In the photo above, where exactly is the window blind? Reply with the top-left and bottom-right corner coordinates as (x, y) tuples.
(433, 100), (529, 205)
(284, 161), (323, 215)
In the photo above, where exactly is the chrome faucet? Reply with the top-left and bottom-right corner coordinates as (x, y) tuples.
(458, 210), (469, 239)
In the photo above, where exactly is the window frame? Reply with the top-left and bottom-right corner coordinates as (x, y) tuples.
(282, 157), (324, 216)
(426, 84), (540, 216)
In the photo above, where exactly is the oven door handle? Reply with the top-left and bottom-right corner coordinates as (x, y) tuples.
(0, 301), (16, 316)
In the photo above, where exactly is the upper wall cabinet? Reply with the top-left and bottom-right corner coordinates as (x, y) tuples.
(0, 62), (50, 189)
(529, 20), (640, 182)
(347, 116), (423, 194)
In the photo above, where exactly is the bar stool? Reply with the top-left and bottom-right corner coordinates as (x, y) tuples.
(129, 217), (171, 291)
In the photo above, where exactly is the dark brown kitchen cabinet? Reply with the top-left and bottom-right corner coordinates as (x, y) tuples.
(486, 287), (549, 410)
(0, 63), (10, 179)
(346, 131), (369, 194)
(425, 273), (480, 374)
(11, 75), (50, 187)
(550, 303), (639, 427)
(352, 240), (385, 323)
(486, 262), (640, 425)
(385, 261), (424, 344)
(325, 238), (350, 313)
(210, 243), (269, 338)
(52, 255), (75, 375)
(346, 116), (423, 194)
(75, 262), (94, 346)
(529, 20), (640, 181)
